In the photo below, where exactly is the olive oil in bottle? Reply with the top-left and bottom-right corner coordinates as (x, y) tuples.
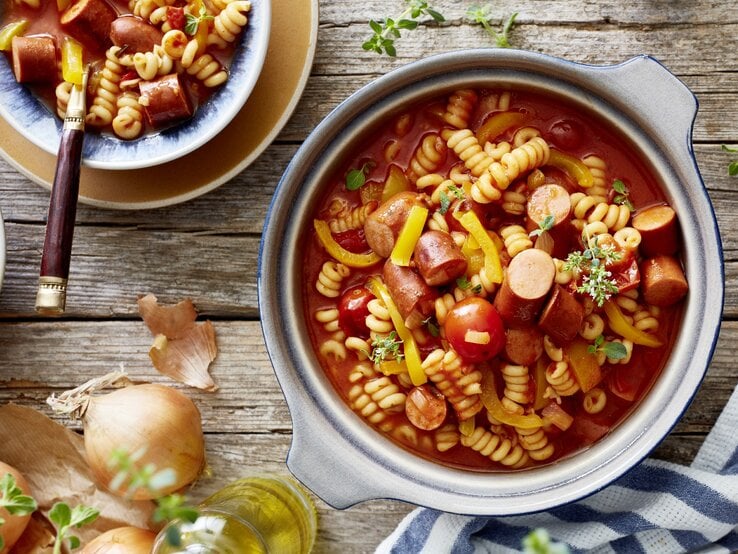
(152, 475), (318, 554)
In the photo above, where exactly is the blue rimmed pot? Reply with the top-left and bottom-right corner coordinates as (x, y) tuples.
(258, 49), (723, 515)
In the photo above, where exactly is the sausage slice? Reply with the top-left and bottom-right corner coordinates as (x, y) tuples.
(640, 255), (688, 307)
(494, 248), (555, 328)
(139, 73), (193, 128)
(538, 285), (584, 344)
(110, 15), (164, 54)
(364, 191), (427, 258)
(414, 230), (467, 286)
(11, 36), (57, 84)
(504, 326), (544, 366)
(60, 0), (117, 53)
(632, 204), (679, 257)
(382, 260), (436, 330)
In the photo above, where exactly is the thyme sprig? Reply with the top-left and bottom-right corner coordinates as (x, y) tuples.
(184, 4), (213, 35)
(467, 4), (518, 48)
(369, 331), (405, 363)
(563, 230), (622, 307)
(363, 1), (445, 57)
(612, 179), (634, 211)
(345, 161), (375, 191)
(529, 214), (555, 237)
(438, 184), (465, 215)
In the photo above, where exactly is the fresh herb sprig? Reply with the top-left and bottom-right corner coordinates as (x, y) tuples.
(345, 161), (375, 191)
(0, 473), (38, 550)
(184, 4), (213, 35)
(369, 331), (404, 363)
(363, 1), (445, 57)
(721, 145), (738, 176)
(456, 275), (482, 294)
(612, 179), (634, 211)
(49, 502), (99, 554)
(563, 230), (622, 307)
(108, 449), (199, 547)
(467, 4), (518, 48)
(529, 214), (555, 238)
(587, 334), (627, 360)
(438, 184), (465, 215)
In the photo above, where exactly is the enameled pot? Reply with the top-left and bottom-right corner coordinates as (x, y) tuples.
(258, 49), (723, 515)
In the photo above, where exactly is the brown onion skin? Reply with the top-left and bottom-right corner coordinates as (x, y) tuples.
(83, 383), (205, 500)
(0, 461), (33, 552)
(80, 526), (156, 554)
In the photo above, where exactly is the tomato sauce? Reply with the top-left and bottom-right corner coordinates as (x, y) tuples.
(302, 87), (686, 472)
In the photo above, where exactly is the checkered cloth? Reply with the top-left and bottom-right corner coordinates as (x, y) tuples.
(377, 383), (738, 553)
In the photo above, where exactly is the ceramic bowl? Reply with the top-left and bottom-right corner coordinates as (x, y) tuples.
(0, 0), (270, 170)
(258, 49), (723, 515)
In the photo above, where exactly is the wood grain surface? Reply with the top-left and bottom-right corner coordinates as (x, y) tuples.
(0, 1), (736, 552)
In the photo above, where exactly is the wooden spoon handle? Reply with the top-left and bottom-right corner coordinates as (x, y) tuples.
(36, 78), (87, 314)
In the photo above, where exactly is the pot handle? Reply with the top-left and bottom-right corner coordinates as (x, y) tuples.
(287, 414), (399, 509)
(582, 55), (698, 154)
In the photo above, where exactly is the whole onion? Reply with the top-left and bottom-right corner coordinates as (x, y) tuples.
(80, 526), (156, 554)
(48, 373), (205, 500)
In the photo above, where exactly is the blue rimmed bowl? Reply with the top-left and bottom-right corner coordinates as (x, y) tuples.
(259, 49), (723, 515)
(0, 0), (270, 170)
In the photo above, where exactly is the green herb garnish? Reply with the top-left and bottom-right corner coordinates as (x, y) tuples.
(369, 331), (404, 363)
(422, 315), (440, 337)
(587, 334), (627, 360)
(345, 161), (375, 191)
(184, 5), (213, 35)
(49, 502), (99, 553)
(722, 144), (738, 176)
(612, 179), (634, 211)
(467, 5), (518, 48)
(0, 473), (38, 550)
(529, 214), (555, 237)
(363, 1), (445, 57)
(456, 276), (482, 294)
(563, 230), (622, 307)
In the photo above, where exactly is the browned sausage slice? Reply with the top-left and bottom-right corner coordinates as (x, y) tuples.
(504, 326), (544, 366)
(526, 184), (571, 228)
(139, 73), (193, 128)
(414, 230), (467, 286)
(364, 191), (427, 258)
(382, 260), (436, 330)
(405, 385), (447, 430)
(640, 255), (688, 307)
(11, 36), (57, 84)
(110, 15), (164, 53)
(538, 285), (584, 343)
(632, 204), (679, 257)
(494, 248), (555, 328)
(60, 0), (117, 53)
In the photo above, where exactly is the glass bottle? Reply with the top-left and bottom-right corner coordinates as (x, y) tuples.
(152, 475), (318, 554)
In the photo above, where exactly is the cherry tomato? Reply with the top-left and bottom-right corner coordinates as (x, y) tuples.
(337, 286), (374, 338)
(443, 297), (505, 363)
(334, 228), (370, 254)
(166, 6), (186, 30)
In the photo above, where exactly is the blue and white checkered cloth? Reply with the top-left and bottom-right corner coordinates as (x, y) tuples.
(377, 382), (738, 554)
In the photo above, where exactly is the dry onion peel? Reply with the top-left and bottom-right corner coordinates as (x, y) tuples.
(138, 294), (219, 391)
(47, 372), (205, 501)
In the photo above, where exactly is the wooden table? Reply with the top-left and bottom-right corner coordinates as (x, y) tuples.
(0, 1), (736, 552)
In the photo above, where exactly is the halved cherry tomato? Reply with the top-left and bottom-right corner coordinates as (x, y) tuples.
(608, 364), (645, 402)
(337, 286), (374, 338)
(166, 6), (186, 30)
(612, 257), (640, 293)
(443, 297), (505, 363)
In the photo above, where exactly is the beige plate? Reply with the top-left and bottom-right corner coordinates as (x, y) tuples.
(0, 0), (318, 210)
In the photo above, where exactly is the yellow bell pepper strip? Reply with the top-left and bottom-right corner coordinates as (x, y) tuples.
(390, 205), (428, 266)
(367, 277), (427, 386)
(61, 37), (85, 86)
(476, 111), (529, 146)
(0, 20), (28, 51)
(603, 300), (664, 348)
(461, 237), (485, 277)
(547, 149), (594, 189)
(379, 359), (406, 375)
(481, 370), (543, 429)
(458, 417), (475, 437)
(455, 210), (503, 283)
(313, 219), (381, 268)
(381, 164), (410, 202)
(564, 338), (603, 393)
